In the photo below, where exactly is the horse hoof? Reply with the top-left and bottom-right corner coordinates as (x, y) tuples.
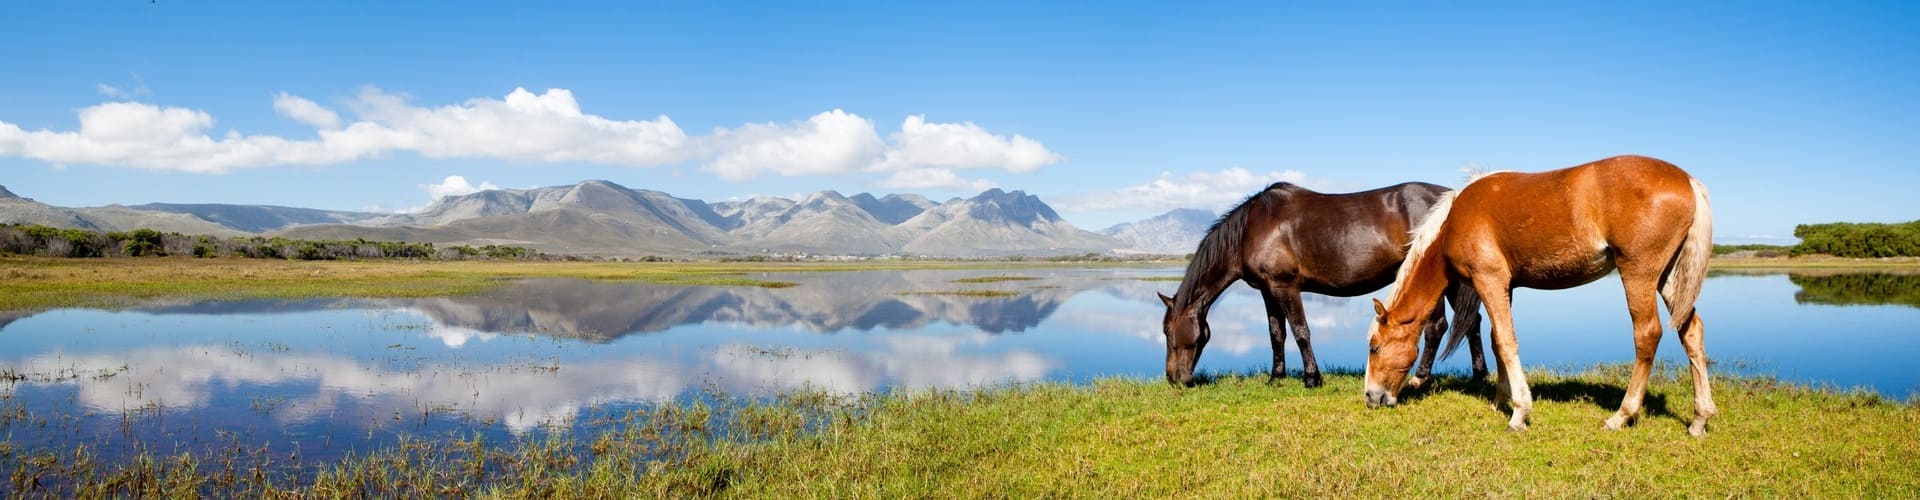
(1302, 373), (1323, 389)
(1406, 375), (1427, 389)
(1470, 369), (1489, 382)
(1603, 414), (1631, 430)
(1689, 421), (1709, 438)
(1507, 422), (1528, 433)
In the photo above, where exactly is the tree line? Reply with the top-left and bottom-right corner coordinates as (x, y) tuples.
(0, 224), (547, 261)
(1790, 220), (1920, 258)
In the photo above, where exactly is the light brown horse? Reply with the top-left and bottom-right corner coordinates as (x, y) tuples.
(1362, 155), (1716, 436)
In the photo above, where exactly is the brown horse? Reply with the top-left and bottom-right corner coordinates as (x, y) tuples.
(1160, 182), (1487, 388)
(1362, 155), (1716, 436)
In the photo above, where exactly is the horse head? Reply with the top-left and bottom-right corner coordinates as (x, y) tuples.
(1159, 292), (1209, 386)
(1364, 298), (1425, 407)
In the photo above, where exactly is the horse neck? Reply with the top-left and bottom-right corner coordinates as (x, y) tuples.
(1386, 241), (1450, 324)
(1173, 255), (1236, 319)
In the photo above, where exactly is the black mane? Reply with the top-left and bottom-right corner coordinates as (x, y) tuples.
(1172, 182), (1294, 311)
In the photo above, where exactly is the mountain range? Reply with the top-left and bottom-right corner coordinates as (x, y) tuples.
(0, 181), (1202, 257)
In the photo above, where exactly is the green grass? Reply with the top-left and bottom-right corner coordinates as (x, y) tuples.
(949, 275), (1041, 284)
(8, 368), (1913, 497)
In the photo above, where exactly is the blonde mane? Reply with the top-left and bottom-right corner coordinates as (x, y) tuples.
(1386, 170), (1512, 306)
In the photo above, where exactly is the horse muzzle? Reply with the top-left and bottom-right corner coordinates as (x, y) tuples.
(1365, 386), (1398, 408)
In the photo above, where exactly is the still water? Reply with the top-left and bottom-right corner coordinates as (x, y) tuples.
(1, 267), (1916, 464)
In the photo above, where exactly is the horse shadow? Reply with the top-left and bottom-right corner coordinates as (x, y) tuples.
(1398, 374), (1679, 423)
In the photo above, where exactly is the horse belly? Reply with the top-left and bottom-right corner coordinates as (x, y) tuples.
(1509, 242), (1615, 290)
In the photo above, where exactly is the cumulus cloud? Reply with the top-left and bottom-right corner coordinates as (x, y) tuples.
(1059, 167), (1322, 213)
(343, 86), (690, 165)
(873, 115), (1063, 173)
(0, 87), (1063, 183)
(875, 168), (998, 191)
(422, 175), (499, 200)
(701, 109), (885, 180)
(0, 101), (370, 173)
(272, 92), (342, 129)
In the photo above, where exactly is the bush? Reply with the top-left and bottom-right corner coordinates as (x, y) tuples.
(1791, 220), (1920, 258)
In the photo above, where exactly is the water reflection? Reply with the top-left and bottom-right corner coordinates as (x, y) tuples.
(2, 267), (1917, 467)
(390, 273), (1087, 341)
(1789, 271), (1920, 308)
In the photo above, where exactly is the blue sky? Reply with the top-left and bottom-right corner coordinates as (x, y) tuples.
(3, 2), (1915, 241)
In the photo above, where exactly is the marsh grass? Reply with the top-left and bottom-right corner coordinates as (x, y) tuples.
(949, 276), (1040, 284)
(3, 368), (1913, 497)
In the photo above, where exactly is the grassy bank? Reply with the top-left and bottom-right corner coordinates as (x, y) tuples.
(1709, 254), (1920, 270)
(8, 369), (1913, 497)
(0, 256), (1169, 310)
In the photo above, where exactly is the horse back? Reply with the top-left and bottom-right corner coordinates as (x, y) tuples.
(1445, 155), (1698, 289)
(1246, 183), (1446, 295)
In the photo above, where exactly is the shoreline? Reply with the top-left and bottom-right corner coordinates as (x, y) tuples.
(2, 369), (1912, 496)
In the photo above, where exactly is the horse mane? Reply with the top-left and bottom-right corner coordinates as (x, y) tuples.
(1389, 190), (1457, 300)
(1173, 183), (1293, 310)
(1385, 171), (1510, 307)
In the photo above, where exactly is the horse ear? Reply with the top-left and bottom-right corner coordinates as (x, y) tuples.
(1157, 292), (1174, 308)
(1372, 298), (1387, 317)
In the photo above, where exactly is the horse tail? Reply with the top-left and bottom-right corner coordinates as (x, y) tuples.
(1661, 177), (1712, 330)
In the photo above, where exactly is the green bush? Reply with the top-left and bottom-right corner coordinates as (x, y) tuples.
(1791, 220), (1920, 257)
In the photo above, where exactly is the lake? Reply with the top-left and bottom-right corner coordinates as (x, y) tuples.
(2, 267), (1917, 467)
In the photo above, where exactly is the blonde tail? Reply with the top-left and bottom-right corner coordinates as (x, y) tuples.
(1661, 178), (1712, 329)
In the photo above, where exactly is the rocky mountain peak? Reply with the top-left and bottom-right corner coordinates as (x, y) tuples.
(964, 188), (1059, 224)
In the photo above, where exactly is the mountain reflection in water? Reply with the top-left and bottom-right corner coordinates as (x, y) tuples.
(3, 268), (1917, 467)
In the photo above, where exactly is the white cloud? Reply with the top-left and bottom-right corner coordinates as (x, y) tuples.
(343, 86), (691, 165)
(422, 175), (499, 200)
(272, 92), (342, 129)
(701, 109), (885, 180)
(0, 101), (370, 173)
(0, 87), (1064, 181)
(1060, 167), (1321, 213)
(873, 115), (1063, 173)
(875, 168), (998, 191)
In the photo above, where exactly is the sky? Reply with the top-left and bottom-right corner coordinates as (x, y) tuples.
(2, 2), (1916, 242)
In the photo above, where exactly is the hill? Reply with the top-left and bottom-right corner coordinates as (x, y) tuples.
(1101, 208), (1215, 254)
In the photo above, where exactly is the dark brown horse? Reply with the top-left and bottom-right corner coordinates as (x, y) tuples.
(1363, 155), (1716, 436)
(1159, 182), (1487, 388)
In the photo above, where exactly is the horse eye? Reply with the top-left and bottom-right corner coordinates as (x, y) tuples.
(1368, 345), (1379, 355)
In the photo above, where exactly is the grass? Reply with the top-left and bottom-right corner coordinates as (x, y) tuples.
(949, 275), (1040, 284)
(1710, 254), (1920, 270)
(5, 368), (1913, 497)
(0, 257), (1165, 310)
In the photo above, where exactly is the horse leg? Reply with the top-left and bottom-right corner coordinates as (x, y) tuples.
(1408, 303), (1449, 389)
(1278, 286), (1323, 388)
(1473, 274), (1530, 432)
(1451, 282), (1490, 381)
(1606, 273), (1666, 431)
(1677, 312), (1716, 436)
(1260, 289), (1288, 382)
